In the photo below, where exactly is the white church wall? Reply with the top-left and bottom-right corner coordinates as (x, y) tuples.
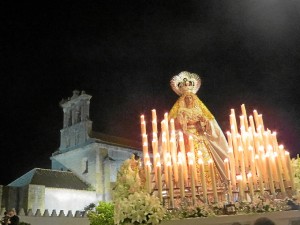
(45, 187), (100, 214)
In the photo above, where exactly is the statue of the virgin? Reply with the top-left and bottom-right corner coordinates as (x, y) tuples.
(169, 71), (229, 183)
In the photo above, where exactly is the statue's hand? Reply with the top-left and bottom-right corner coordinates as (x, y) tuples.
(202, 120), (212, 135)
(198, 115), (206, 123)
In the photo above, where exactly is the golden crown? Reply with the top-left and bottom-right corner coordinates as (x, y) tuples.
(170, 71), (201, 96)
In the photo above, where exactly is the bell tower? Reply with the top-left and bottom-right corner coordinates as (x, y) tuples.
(58, 90), (92, 152)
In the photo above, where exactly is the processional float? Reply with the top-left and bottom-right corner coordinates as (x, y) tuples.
(140, 71), (295, 209)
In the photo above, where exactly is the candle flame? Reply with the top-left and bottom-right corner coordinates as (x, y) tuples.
(267, 145), (273, 151)
(285, 151), (290, 155)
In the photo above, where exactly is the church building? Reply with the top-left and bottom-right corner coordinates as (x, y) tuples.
(0, 90), (141, 214)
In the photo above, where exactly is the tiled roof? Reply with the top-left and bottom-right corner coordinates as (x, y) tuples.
(8, 168), (90, 190)
(90, 131), (141, 150)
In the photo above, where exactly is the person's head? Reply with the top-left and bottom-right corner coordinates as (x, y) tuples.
(7, 209), (16, 217)
(253, 217), (275, 225)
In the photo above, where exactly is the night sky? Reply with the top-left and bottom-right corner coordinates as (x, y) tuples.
(1, 1), (300, 185)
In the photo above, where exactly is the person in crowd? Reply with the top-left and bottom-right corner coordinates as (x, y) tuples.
(7, 209), (19, 225)
(253, 217), (276, 225)
(1, 211), (10, 225)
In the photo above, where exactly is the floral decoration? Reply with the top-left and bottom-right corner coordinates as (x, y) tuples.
(113, 156), (166, 225)
(292, 156), (300, 192)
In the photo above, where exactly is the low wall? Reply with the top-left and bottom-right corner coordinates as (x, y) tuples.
(19, 216), (89, 225)
(162, 210), (300, 225)
(4, 209), (300, 225)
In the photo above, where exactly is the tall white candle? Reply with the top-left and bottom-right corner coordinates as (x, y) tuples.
(224, 158), (233, 202)
(236, 175), (245, 201)
(167, 160), (174, 208)
(189, 157), (196, 205)
(156, 162), (163, 201)
(198, 158), (207, 203)
(178, 153), (185, 199)
(247, 172), (254, 200)
(151, 109), (158, 134)
(209, 159), (218, 203)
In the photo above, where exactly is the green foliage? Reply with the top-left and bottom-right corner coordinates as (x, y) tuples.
(87, 201), (114, 225)
(84, 202), (96, 211)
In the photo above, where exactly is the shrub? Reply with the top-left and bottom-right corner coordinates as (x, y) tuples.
(87, 201), (114, 225)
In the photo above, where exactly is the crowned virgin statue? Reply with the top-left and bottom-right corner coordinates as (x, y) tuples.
(169, 71), (229, 183)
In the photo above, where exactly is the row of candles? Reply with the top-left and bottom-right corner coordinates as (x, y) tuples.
(226, 104), (295, 201)
(140, 105), (295, 206)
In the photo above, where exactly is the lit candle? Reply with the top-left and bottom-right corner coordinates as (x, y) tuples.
(248, 146), (257, 184)
(170, 119), (178, 183)
(198, 157), (207, 203)
(151, 109), (158, 134)
(230, 109), (238, 134)
(237, 144), (247, 182)
(209, 159), (218, 203)
(179, 132), (188, 185)
(274, 152), (286, 195)
(152, 137), (158, 166)
(145, 160), (152, 193)
(189, 156), (196, 205)
(265, 152), (275, 195)
(241, 104), (249, 130)
(142, 137), (148, 165)
(162, 133), (169, 186)
(156, 162), (163, 201)
(167, 160), (174, 208)
(258, 114), (265, 132)
(240, 115), (246, 133)
(249, 116), (256, 136)
(236, 175), (245, 201)
(253, 110), (260, 131)
(231, 125), (239, 168)
(255, 154), (264, 195)
(268, 145), (279, 183)
(247, 172), (254, 200)
(227, 147), (237, 191)
(164, 113), (170, 151)
(279, 145), (290, 181)
(140, 115), (146, 135)
(188, 136), (198, 184)
(224, 158), (233, 202)
(178, 153), (185, 199)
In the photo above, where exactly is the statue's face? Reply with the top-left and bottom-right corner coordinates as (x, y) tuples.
(184, 95), (193, 107)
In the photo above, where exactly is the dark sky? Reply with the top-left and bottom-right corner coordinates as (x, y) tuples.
(1, 1), (300, 185)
